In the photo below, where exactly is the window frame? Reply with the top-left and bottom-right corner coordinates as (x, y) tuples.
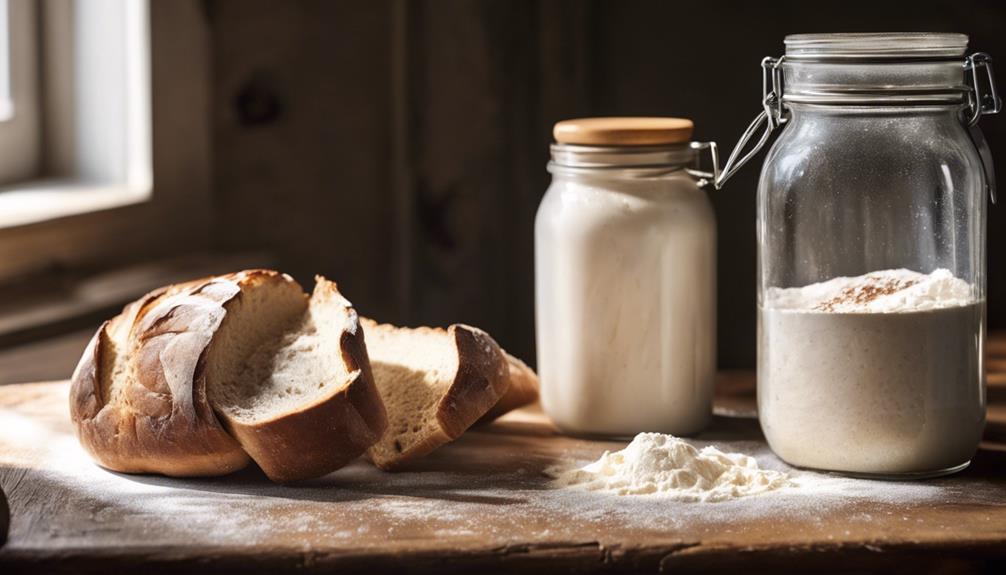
(0, 0), (212, 283)
(0, 0), (42, 183)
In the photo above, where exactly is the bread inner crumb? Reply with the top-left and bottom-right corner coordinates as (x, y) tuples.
(365, 324), (459, 465)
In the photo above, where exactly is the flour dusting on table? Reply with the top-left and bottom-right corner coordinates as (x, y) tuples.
(547, 432), (791, 501)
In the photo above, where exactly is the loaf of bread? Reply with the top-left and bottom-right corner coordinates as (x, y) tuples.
(69, 271), (387, 482)
(70, 269), (537, 480)
(362, 319), (511, 470)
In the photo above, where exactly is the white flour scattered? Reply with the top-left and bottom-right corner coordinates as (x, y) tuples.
(547, 433), (791, 502)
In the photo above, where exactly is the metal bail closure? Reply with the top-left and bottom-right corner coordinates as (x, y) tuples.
(694, 57), (787, 190)
(965, 53), (1001, 204)
(965, 53), (1002, 126)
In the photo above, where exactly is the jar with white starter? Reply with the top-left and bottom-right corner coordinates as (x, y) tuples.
(709, 33), (1001, 478)
(535, 117), (716, 437)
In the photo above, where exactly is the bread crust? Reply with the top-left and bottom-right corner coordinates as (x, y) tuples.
(218, 278), (388, 483)
(69, 274), (269, 477)
(437, 325), (510, 438)
(477, 353), (539, 424)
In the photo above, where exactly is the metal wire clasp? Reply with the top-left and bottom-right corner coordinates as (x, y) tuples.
(963, 53), (1000, 203)
(965, 53), (1002, 126)
(690, 57), (787, 190)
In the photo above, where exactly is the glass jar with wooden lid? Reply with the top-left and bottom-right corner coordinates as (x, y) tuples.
(535, 117), (716, 437)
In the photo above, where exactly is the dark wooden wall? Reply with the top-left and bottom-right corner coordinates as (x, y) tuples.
(206, 0), (1006, 369)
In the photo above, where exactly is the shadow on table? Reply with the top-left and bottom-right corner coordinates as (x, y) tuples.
(110, 429), (565, 505)
(0, 480), (7, 548)
(114, 409), (771, 505)
(114, 460), (530, 506)
(962, 442), (1006, 478)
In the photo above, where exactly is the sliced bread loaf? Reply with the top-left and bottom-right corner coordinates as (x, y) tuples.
(70, 271), (387, 482)
(362, 319), (510, 470)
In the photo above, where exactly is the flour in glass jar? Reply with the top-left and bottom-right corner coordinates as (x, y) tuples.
(759, 268), (985, 475)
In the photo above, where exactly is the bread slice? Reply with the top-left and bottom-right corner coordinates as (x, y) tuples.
(477, 353), (539, 424)
(70, 271), (387, 482)
(206, 276), (387, 482)
(362, 319), (510, 470)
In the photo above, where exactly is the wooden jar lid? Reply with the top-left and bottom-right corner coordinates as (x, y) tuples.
(553, 117), (694, 146)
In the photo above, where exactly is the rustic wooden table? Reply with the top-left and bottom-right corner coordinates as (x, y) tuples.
(1, 342), (1006, 573)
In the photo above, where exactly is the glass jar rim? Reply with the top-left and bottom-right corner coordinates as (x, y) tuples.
(779, 34), (973, 105)
(549, 142), (696, 169)
(784, 32), (968, 61)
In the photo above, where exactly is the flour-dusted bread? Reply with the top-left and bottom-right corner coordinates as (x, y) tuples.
(362, 319), (510, 470)
(478, 353), (539, 424)
(70, 275), (254, 477)
(70, 271), (387, 482)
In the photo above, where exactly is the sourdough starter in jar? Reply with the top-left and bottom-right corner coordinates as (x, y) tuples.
(759, 269), (985, 476)
(536, 117), (716, 438)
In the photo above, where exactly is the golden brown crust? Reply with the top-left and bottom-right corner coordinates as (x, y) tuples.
(477, 353), (539, 425)
(68, 323), (104, 424)
(436, 325), (510, 439)
(218, 278), (388, 483)
(69, 276), (255, 477)
(337, 318), (391, 456)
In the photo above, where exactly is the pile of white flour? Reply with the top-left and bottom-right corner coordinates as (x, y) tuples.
(547, 433), (791, 502)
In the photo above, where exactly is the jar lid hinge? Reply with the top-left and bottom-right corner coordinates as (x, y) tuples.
(965, 53), (1002, 126)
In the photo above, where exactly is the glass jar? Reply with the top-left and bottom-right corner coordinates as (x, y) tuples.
(535, 118), (716, 437)
(715, 33), (1000, 478)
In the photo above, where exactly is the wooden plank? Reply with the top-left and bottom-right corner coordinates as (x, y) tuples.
(1, 380), (1005, 573)
(404, 0), (596, 364)
(207, 1), (597, 363)
(405, 1), (529, 350)
(209, 0), (398, 321)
